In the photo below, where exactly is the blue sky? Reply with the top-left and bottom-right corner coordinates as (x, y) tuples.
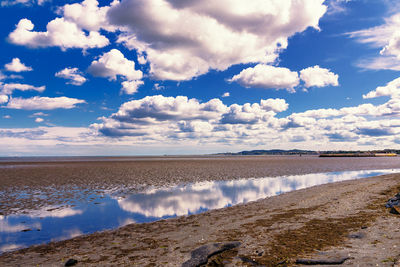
(1, 0), (400, 156)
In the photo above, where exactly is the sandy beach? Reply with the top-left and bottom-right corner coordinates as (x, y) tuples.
(1, 170), (400, 266)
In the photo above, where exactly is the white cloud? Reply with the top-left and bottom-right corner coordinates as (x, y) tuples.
(88, 49), (143, 94)
(9, 18), (109, 50)
(109, 0), (327, 81)
(87, 79), (400, 151)
(3, 115), (11, 119)
(0, 95), (8, 104)
(0, 82), (45, 95)
(93, 95), (288, 139)
(356, 56), (400, 71)
(299, 65), (339, 88)
(326, 0), (352, 15)
(349, 12), (400, 70)
(121, 80), (144, 95)
(229, 64), (299, 91)
(62, 0), (117, 32)
(260, 98), (289, 112)
(7, 74), (24, 80)
(1, 0), (49, 6)
(88, 49), (142, 81)
(363, 77), (400, 99)
(35, 117), (44, 123)
(153, 83), (164, 91)
(55, 67), (86, 86)
(4, 96), (86, 110)
(106, 95), (228, 122)
(4, 58), (32, 72)
(37, 0), (49, 5)
(381, 33), (400, 59)
(3, 89), (400, 154)
(1, 0), (30, 6)
(220, 103), (278, 124)
(31, 112), (48, 117)
(222, 92), (230, 97)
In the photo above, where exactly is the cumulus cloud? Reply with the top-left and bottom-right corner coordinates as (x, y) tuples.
(299, 65), (339, 87)
(260, 98), (289, 112)
(229, 64), (300, 91)
(222, 92), (230, 97)
(109, 0), (327, 81)
(105, 95), (228, 123)
(4, 96), (86, 110)
(3, 93), (400, 153)
(4, 58), (32, 72)
(62, 0), (117, 32)
(88, 49), (143, 94)
(0, 82), (45, 95)
(8, 18), (109, 50)
(35, 117), (44, 123)
(363, 77), (400, 99)
(55, 67), (86, 86)
(121, 80), (144, 95)
(220, 103), (277, 124)
(86, 76), (400, 151)
(93, 95), (289, 139)
(229, 64), (338, 91)
(88, 49), (142, 81)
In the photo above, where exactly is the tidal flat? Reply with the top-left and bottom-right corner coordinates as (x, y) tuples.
(1, 155), (400, 266)
(2, 155), (400, 215)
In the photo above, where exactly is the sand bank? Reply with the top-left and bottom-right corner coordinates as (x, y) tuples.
(1, 173), (400, 266)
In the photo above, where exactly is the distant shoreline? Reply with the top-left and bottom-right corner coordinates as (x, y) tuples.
(319, 153), (397, 157)
(1, 149), (400, 159)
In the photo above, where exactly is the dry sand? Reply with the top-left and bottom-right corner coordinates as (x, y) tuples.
(1, 173), (400, 266)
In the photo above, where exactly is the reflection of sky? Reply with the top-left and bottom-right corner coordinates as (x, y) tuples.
(116, 169), (400, 217)
(1, 168), (399, 254)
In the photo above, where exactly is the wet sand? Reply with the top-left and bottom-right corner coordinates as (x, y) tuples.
(1, 155), (400, 215)
(1, 172), (400, 266)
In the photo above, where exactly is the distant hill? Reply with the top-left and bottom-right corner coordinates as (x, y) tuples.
(218, 149), (400, 156)
(218, 149), (318, 155)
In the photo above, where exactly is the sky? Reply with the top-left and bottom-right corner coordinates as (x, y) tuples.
(1, 0), (400, 156)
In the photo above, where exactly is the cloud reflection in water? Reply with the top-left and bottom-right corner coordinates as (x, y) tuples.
(117, 169), (400, 218)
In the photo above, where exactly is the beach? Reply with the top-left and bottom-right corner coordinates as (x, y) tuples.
(1, 156), (400, 266)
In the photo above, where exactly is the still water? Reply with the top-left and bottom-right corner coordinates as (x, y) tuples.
(1, 168), (399, 253)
